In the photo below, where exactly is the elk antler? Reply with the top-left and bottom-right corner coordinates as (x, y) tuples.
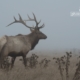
(25, 13), (45, 29)
(38, 23), (45, 29)
(6, 14), (35, 29)
(6, 13), (45, 29)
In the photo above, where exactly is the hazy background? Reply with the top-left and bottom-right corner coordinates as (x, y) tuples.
(0, 0), (80, 52)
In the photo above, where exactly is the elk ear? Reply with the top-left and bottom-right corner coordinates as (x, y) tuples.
(30, 28), (34, 32)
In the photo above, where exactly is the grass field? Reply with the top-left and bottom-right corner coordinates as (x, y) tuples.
(0, 51), (79, 80)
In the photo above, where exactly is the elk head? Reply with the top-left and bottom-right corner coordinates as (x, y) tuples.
(6, 13), (47, 39)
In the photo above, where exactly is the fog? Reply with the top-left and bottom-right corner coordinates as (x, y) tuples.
(0, 0), (80, 51)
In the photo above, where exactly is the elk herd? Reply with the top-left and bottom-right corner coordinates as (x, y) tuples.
(0, 13), (47, 70)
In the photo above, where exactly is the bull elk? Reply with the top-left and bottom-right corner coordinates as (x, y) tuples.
(0, 13), (47, 68)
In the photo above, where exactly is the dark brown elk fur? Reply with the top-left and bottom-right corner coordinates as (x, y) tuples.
(0, 13), (47, 68)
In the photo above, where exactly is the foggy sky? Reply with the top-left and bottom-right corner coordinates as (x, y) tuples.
(0, 0), (80, 50)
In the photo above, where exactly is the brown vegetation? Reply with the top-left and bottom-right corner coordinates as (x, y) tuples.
(0, 51), (80, 80)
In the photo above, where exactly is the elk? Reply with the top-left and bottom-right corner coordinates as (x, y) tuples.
(0, 13), (47, 68)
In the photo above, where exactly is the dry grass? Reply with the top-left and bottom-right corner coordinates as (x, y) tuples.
(0, 52), (79, 80)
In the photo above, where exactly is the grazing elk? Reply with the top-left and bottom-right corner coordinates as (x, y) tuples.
(0, 13), (47, 68)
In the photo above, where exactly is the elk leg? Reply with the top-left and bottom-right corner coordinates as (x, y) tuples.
(23, 55), (27, 67)
(0, 56), (6, 69)
(11, 57), (16, 68)
(0, 58), (4, 69)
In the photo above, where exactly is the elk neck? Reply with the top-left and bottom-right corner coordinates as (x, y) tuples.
(28, 32), (39, 50)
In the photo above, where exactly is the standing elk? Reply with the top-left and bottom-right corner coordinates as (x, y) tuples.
(0, 13), (47, 68)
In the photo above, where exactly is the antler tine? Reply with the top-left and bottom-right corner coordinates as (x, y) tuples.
(6, 14), (34, 29)
(24, 13), (41, 28)
(14, 17), (17, 21)
(18, 14), (23, 21)
(38, 20), (41, 24)
(32, 13), (37, 23)
(24, 14), (35, 21)
(28, 14), (34, 21)
(6, 16), (18, 27)
(38, 23), (45, 29)
(32, 13), (41, 26)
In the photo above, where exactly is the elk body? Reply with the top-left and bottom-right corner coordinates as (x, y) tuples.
(0, 13), (47, 68)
